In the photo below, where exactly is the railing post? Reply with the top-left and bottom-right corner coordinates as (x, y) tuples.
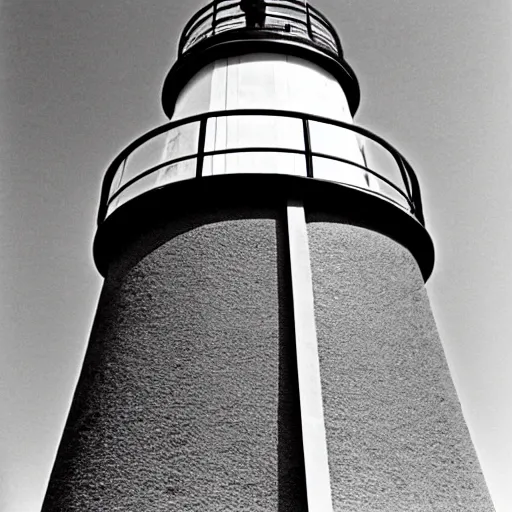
(395, 154), (412, 200)
(302, 118), (314, 178)
(196, 117), (208, 178)
(305, 3), (314, 40)
(401, 156), (425, 224)
(98, 155), (128, 223)
(212, 0), (219, 36)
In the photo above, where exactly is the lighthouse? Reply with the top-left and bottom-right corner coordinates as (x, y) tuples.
(42, 1), (494, 510)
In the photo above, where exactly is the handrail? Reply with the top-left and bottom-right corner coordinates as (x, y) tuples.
(177, 0), (342, 57)
(106, 146), (412, 214)
(98, 108), (424, 225)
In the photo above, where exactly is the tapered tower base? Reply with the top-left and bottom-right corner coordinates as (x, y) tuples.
(43, 192), (493, 511)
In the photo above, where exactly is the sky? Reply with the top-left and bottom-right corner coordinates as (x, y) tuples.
(0, 0), (511, 511)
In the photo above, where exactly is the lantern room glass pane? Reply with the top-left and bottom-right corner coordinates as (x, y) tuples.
(216, 4), (243, 21)
(183, 7), (214, 52)
(215, 4), (245, 34)
(309, 16), (337, 53)
(265, 4), (307, 35)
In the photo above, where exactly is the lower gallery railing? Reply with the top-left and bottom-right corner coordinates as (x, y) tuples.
(98, 109), (424, 225)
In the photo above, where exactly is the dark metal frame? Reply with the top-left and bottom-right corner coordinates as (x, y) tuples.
(97, 108), (424, 227)
(178, 0), (342, 57)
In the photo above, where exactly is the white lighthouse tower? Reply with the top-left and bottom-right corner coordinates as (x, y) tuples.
(42, 1), (494, 510)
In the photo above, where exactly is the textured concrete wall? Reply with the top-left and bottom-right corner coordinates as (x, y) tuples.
(308, 216), (494, 511)
(43, 205), (494, 511)
(42, 209), (307, 511)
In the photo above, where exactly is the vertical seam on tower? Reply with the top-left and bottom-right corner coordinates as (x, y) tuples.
(286, 199), (333, 512)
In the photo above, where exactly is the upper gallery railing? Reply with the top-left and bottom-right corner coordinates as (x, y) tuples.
(178, 0), (342, 57)
(97, 109), (424, 225)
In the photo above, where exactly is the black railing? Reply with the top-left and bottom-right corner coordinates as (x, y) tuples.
(178, 0), (342, 57)
(98, 109), (424, 226)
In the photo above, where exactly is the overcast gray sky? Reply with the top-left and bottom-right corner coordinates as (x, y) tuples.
(1, 1), (511, 511)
